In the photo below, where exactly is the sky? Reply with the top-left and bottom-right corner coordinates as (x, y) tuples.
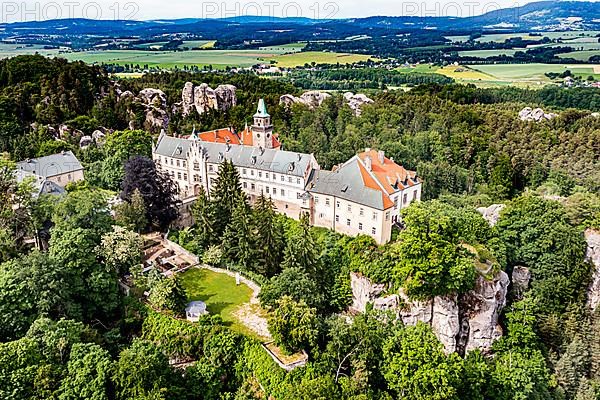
(0, 0), (573, 23)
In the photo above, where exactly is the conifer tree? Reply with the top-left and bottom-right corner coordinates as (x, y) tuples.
(210, 160), (243, 237)
(191, 186), (215, 247)
(282, 213), (321, 278)
(253, 194), (285, 277)
(222, 195), (255, 270)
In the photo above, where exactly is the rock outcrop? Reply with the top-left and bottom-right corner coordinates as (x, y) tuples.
(344, 92), (374, 116)
(586, 229), (600, 311)
(280, 91), (373, 115)
(177, 82), (237, 117)
(477, 204), (506, 227)
(519, 107), (558, 122)
(350, 271), (510, 354)
(280, 91), (332, 109)
(117, 88), (169, 133)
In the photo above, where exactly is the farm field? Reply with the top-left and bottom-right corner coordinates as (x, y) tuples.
(468, 63), (598, 81)
(458, 48), (525, 57)
(60, 49), (289, 69)
(0, 43), (64, 58)
(558, 50), (600, 61)
(270, 51), (377, 68)
(447, 31), (600, 43)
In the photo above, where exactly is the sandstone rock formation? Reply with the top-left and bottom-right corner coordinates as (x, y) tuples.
(177, 82), (237, 117)
(586, 229), (600, 311)
(344, 92), (374, 116)
(280, 91), (332, 109)
(117, 88), (169, 133)
(350, 271), (509, 354)
(477, 204), (506, 227)
(519, 107), (558, 122)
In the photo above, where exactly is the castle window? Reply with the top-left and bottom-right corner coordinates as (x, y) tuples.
(266, 173), (269, 179)
(251, 170), (255, 176)
(288, 177), (292, 183)
(326, 198), (330, 206)
(372, 227), (377, 235)
(251, 183), (255, 191)
(209, 165), (214, 172)
(319, 213), (324, 218)
(360, 208), (364, 216)
(177, 172), (182, 180)
(314, 196), (319, 204)
(194, 162), (200, 171)
(346, 219), (351, 227)
(176, 160), (180, 167)
(259, 172), (262, 178)
(336, 201), (340, 208)
(413, 190), (418, 200)
(359, 223), (363, 231)
(182, 161), (186, 168)
(296, 178), (300, 184)
(372, 212), (377, 221)
(394, 197), (398, 209)
(266, 186), (270, 194)
(335, 215), (339, 222)
(183, 173), (188, 180)
(281, 175), (285, 182)
(273, 174), (277, 180)
(347, 204), (351, 212)
(281, 189), (285, 196)
(385, 211), (390, 221)
(243, 168), (247, 175)
(243, 182), (247, 189)
(403, 194), (408, 204)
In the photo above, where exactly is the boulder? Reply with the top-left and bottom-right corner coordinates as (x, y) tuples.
(344, 92), (374, 116)
(477, 204), (506, 227)
(138, 88), (167, 109)
(519, 107), (558, 122)
(215, 84), (238, 111)
(586, 229), (600, 311)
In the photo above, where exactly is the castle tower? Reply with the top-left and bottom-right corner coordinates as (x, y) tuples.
(251, 99), (273, 149)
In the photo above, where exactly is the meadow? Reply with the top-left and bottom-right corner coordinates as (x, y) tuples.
(268, 51), (377, 68)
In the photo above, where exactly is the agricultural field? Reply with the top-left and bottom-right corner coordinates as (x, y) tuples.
(447, 30), (600, 43)
(0, 43), (64, 58)
(259, 42), (306, 52)
(270, 51), (376, 68)
(466, 63), (600, 82)
(458, 48), (525, 58)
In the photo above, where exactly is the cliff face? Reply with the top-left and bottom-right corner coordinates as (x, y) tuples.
(586, 230), (600, 311)
(350, 271), (509, 355)
(279, 91), (373, 115)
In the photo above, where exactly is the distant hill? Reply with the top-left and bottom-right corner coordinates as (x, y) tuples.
(0, 1), (598, 43)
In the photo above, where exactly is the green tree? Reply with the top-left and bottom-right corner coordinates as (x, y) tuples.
(281, 213), (320, 278)
(259, 267), (323, 310)
(190, 185), (215, 247)
(97, 226), (143, 275)
(58, 343), (112, 400)
(114, 189), (148, 233)
(113, 339), (175, 400)
(210, 160), (243, 236)
(394, 201), (477, 299)
(222, 196), (255, 269)
(52, 189), (113, 240)
(268, 296), (319, 354)
(382, 322), (462, 400)
(148, 275), (187, 316)
(253, 195), (285, 277)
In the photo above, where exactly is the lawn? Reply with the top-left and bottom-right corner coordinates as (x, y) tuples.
(180, 268), (254, 334)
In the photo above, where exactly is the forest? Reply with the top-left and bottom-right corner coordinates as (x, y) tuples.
(0, 55), (600, 399)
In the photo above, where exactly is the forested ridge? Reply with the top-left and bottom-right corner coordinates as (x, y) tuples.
(0, 55), (599, 399)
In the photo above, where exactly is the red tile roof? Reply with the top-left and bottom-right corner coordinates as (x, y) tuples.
(357, 160), (395, 209)
(358, 150), (419, 194)
(185, 127), (281, 149)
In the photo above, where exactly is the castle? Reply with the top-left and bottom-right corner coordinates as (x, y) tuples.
(153, 100), (421, 244)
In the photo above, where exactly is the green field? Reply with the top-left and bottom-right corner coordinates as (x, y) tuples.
(0, 43), (64, 58)
(458, 48), (525, 58)
(271, 50), (376, 68)
(447, 31), (600, 44)
(558, 50), (600, 61)
(180, 268), (254, 335)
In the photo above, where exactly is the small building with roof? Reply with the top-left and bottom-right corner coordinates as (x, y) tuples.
(16, 150), (84, 188)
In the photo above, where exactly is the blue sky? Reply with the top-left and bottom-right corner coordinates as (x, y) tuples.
(7, 0), (558, 22)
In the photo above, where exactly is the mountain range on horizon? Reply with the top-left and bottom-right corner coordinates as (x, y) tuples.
(1, 1), (599, 44)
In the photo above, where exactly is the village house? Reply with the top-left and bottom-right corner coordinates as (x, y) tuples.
(153, 100), (421, 244)
(16, 150), (84, 195)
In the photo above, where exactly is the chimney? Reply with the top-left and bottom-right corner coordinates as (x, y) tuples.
(378, 150), (385, 164)
(364, 155), (372, 172)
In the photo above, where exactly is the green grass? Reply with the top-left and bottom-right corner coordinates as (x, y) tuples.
(467, 63), (597, 80)
(557, 50), (600, 61)
(259, 42), (306, 52)
(458, 48), (525, 58)
(180, 268), (254, 334)
(269, 51), (376, 68)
